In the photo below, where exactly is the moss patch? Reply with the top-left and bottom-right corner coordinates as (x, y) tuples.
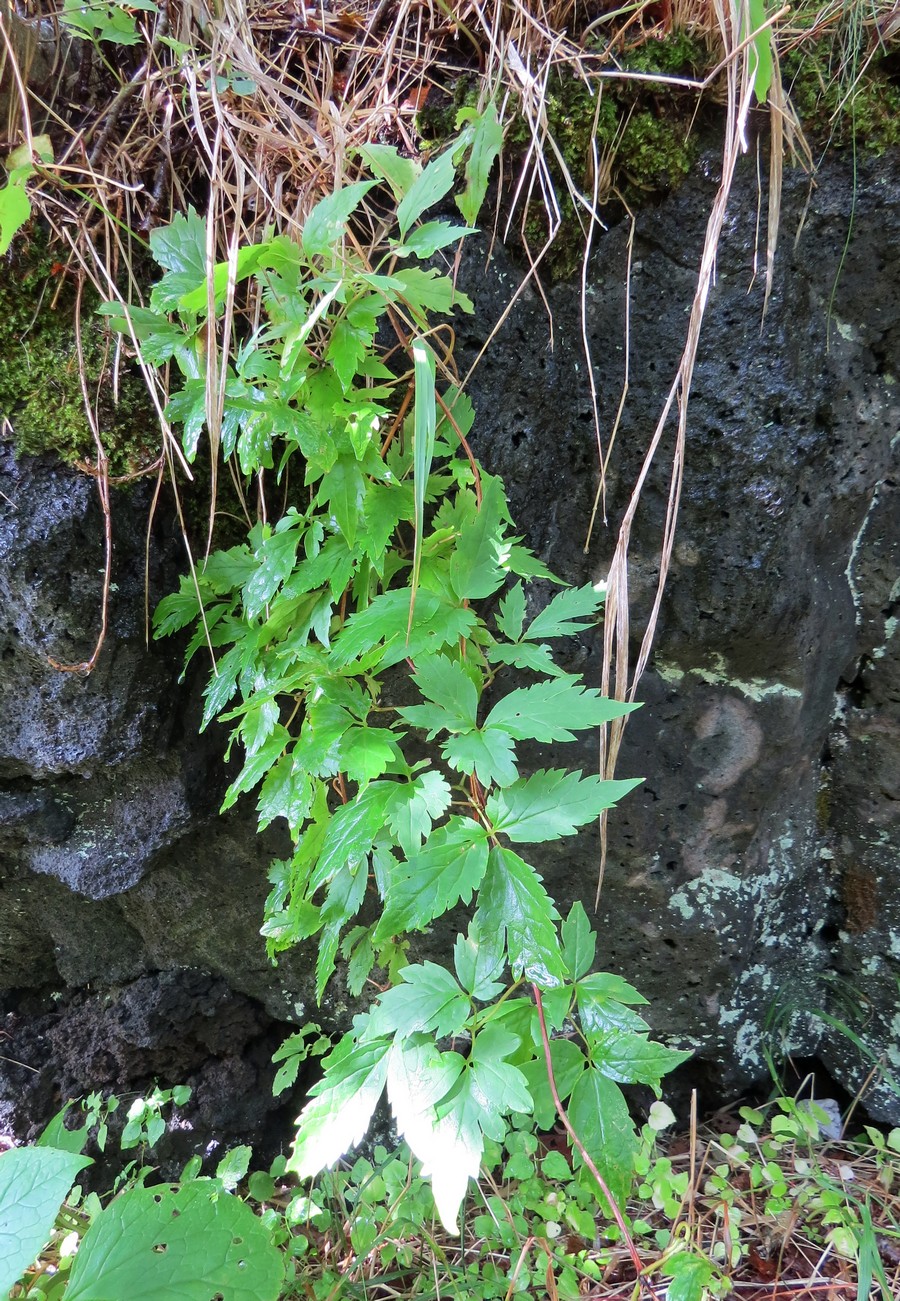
(421, 32), (709, 279)
(783, 46), (900, 154)
(0, 230), (158, 474)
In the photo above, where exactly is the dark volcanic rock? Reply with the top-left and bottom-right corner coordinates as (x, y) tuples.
(1, 142), (899, 1149)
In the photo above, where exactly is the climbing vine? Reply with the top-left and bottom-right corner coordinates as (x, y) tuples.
(103, 113), (688, 1233)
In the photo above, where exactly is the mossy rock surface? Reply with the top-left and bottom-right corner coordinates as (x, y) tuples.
(0, 231), (158, 473)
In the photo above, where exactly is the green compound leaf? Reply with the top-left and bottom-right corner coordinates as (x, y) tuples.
(476, 847), (566, 987)
(487, 769), (642, 843)
(369, 961), (471, 1040)
(288, 1033), (390, 1179)
(568, 1067), (639, 1210)
(523, 583), (606, 640)
(374, 818), (490, 939)
(302, 180), (376, 258)
(0, 1146), (92, 1296)
(485, 677), (638, 742)
(65, 1179), (283, 1301)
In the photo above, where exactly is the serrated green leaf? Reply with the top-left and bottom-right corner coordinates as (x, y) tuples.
(375, 818), (489, 939)
(587, 1033), (691, 1087)
(369, 962), (471, 1039)
(485, 678), (638, 742)
(386, 770), (452, 857)
(476, 847), (566, 987)
(65, 1179), (283, 1301)
(486, 640), (568, 678)
(442, 727), (518, 789)
(524, 584), (606, 640)
(222, 726), (291, 811)
(358, 143), (420, 199)
(344, 926), (377, 996)
(338, 726), (398, 783)
(395, 220), (474, 259)
(0, 1146), (92, 1296)
(309, 782), (395, 892)
(487, 769), (641, 843)
(243, 525), (301, 619)
(562, 901), (596, 981)
(0, 178), (32, 257)
(392, 266), (473, 317)
(568, 1068), (638, 1210)
(469, 1023), (532, 1120)
(456, 103), (503, 228)
(520, 1039), (587, 1130)
(150, 207), (206, 278)
(316, 456), (365, 548)
(257, 751), (312, 835)
(385, 1037), (471, 1233)
(496, 583), (525, 642)
(576, 971), (649, 1007)
(333, 588), (476, 669)
(404, 653), (479, 732)
(449, 475), (506, 600)
(315, 855), (369, 998)
(302, 180), (376, 258)
(453, 926), (505, 1001)
(288, 1034), (390, 1178)
(397, 147), (458, 237)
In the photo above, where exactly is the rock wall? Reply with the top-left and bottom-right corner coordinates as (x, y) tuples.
(1, 142), (898, 1152)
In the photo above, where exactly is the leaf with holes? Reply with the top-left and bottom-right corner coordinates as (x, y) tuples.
(64, 1179), (283, 1301)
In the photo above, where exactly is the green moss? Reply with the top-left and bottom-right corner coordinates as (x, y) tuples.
(505, 49), (703, 277)
(783, 46), (900, 153)
(0, 230), (158, 474)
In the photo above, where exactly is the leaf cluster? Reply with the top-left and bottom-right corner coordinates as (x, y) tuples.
(106, 113), (687, 1235)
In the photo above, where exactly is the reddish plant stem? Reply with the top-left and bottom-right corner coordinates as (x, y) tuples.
(531, 984), (648, 1293)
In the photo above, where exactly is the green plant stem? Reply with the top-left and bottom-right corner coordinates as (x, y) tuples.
(531, 984), (647, 1292)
